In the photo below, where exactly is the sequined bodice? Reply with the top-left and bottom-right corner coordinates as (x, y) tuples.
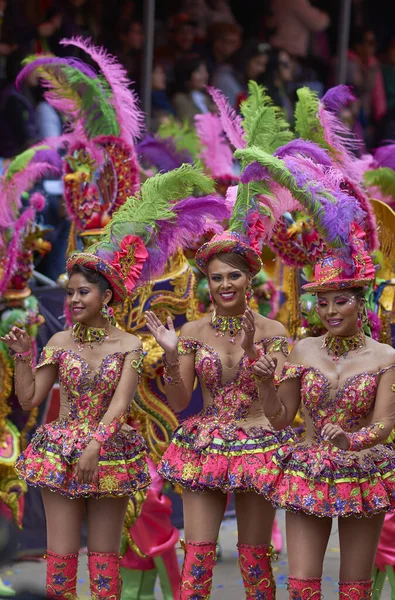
(37, 346), (143, 425)
(281, 362), (395, 436)
(179, 336), (287, 421)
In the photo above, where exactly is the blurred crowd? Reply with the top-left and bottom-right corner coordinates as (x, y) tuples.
(1, 0), (395, 160)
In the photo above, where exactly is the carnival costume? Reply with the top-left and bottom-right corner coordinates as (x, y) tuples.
(265, 227), (395, 600)
(156, 231), (292, 599)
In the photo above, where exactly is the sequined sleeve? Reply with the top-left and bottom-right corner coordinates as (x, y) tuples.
(264, 336), (289, 357)
(279, 362), (305, 383)
(36, 346), (62, 370)
(128, 348), (144, 376)
(178, 337), (199, 355)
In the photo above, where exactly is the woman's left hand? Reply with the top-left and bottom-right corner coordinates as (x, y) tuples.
(74, 441), (100, 485)
(240, 308), (256, 355)
(321, 423), (350, 450)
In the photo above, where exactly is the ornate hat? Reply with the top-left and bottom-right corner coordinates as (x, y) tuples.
(66, 235), (149, 303)
(302, 223), (376, 292)
(195, 232), (262, 276)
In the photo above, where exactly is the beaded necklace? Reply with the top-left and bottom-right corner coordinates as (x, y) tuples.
(210, 308), (244, 344)
(321, 330), (365, 362)
(72, 322), (109, 351)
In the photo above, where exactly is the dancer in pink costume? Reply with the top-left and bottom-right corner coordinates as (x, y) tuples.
(1, 238), (151, 600)
(255, 225), (395, 600)
(120, 458), (181, 600)
(146, 231), (294, 600)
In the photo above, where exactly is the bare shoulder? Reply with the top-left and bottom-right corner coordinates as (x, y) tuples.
(47, 330), (71, 347)
(366, 337), (395, 368)
(254, 314), (287, 339)
(288, 336), (319, 361)
(114, 328), (142, 351)
(180, 315), (211, 338)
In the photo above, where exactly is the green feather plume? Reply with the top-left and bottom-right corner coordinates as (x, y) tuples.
(364, 168), (395, 198)
(5, 145), (50, 182)
(157, 117), (201, 161)
(94, 164), (216, 246)
(240, 81), (293, 154)
(294, 87), (329, 149)
(235, 145), (343, 246)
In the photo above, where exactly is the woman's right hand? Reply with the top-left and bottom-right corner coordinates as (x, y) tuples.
(0, 327), (32, 354)
(145, 311), (179, 355)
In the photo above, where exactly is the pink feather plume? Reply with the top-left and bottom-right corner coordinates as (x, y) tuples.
(61, 37), (145, 145)
(195, 113), (235, 180)
(207, 86), (246, 149)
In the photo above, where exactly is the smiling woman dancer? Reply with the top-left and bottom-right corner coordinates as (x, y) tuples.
(255, 224), (395, 600)
(1, 245), (151, 600)
(145, 231), (292, 600)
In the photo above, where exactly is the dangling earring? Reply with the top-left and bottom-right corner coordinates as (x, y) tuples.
(357, 311), (363, 329)
(101, 303), (115, 325)
(246, 285), (253, 303)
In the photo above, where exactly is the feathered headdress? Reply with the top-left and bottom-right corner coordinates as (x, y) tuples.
(68, 164), (230, 298)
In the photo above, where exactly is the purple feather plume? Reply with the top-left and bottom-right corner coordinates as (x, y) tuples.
(241, 162), (269, 184)
(32, 149), (63, 172)
(16, 56), (97, 90)
(373, 144), (395, 170)
(274, 139), (332, 167)
(136, 134), (192, 172)
(321, 85), (355, 113)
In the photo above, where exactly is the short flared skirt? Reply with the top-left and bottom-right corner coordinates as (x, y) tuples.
(15, 420), (151, 499)
(268, 440), (395, 518)
(157, 419), (293, 495)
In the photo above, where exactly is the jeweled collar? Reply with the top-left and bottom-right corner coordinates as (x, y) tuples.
(72, 322), (109, 351)
(321, 330), (365, 361)
(210, 308), (244, 344)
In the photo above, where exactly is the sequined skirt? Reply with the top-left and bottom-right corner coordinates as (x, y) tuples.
(15, 418), (151, 498)
(268, 439), (395, 517)
(157, 411), (294, 495)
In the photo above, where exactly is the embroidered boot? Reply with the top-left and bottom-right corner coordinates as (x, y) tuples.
(88, 551), (122, 600)
(339, 580), (373, 600)
(237, 543), (276, 600)
(46, 550), (79, 599)
(179, 540), (217, 599)
(288, 576), (322, 600)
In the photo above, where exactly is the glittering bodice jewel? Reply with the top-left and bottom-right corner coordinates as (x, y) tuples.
(178, 336), (288, 447)
(281, 362), (395, 436)
(37, 346), (142, 424)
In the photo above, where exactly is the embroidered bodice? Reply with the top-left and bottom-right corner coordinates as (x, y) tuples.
(281, 362), (395, 440)
(179, 335), (288, 422)
(37, 345), (143, 427)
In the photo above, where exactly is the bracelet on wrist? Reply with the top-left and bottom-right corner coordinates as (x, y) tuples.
(266, 399), (285, 422)
(13, 349), (33, 362)
(163, 373), (183, 386)
(163, 354), (180, 368)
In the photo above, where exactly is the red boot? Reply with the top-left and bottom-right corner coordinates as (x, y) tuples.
(88, 551), (122, 600)
(179, 540), (217, 599)
(288, 577), (322, 600)
(339, 580), (373, 600)
(237, 543), (276, 600)
(46, 550), (78, 599)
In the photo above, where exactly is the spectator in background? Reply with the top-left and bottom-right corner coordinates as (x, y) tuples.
(151, 60), (175, 131)
(0, 49), (38, 158)
(212, 40), (270, 108)
(270, 0), (330, 59)
(172, 57), (214, 123)
(382, 38), (395, 112)
(346, 27), (387, 146)
(116, 20), (144, 83)
(205, 21), (242, 79)
(181, 0), (237, 40)
(52, 0), (102, 51)
(0, 0), (17, 81)
(264, 48), (295, 122)
(156, 13), (199, 85)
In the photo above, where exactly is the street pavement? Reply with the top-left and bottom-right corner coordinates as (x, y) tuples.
(1, 510), (392, 599)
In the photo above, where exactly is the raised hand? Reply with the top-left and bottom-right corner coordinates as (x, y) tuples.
(0, 326), (32, 354)
(145, 311), (179, 355)
(240, 307), (256, 353)
(321, 423), (350, 450)
(253, 355), (278, 382)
